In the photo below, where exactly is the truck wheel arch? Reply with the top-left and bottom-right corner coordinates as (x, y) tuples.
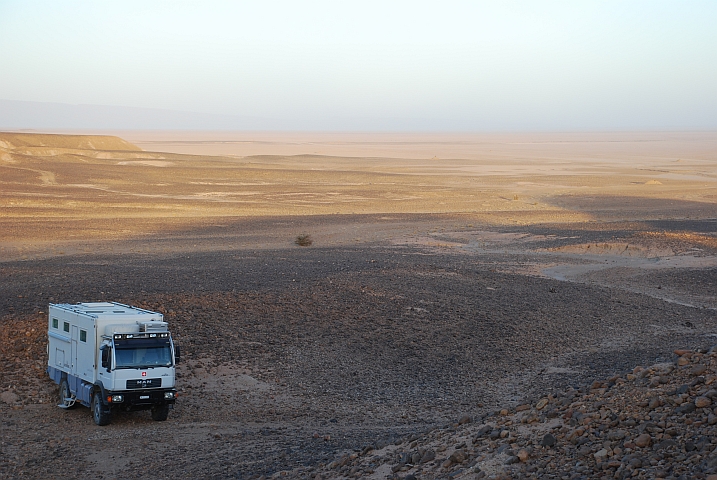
(93, 382), (109, 406)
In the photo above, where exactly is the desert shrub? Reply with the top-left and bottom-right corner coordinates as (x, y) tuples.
(295, 234), (313, 247)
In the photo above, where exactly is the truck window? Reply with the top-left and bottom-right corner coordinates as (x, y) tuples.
(80, 330), (87, 342)
(63, 322), (70, 332)
(52, 318), (58, 329)
(114, 338), (172, 369)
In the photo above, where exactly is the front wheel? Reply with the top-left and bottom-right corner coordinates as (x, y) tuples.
(92, 392), (111, 426)
(151, 404), (169, 421)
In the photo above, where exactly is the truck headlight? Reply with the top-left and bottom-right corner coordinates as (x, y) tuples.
(111, 395), (124, 403)
(164, 392), (175, 399)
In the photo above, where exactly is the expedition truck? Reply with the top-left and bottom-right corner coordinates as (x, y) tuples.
(47, 302), (180, 426)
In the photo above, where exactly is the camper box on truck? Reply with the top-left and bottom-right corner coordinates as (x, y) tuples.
(47, 302), (180, 426)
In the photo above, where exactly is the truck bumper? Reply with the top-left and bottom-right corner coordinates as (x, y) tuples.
(107, 389), (177, 411)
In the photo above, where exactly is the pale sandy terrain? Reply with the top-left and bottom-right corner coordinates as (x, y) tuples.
(120, 130), (717, 164)
(1, 131), (715, 260)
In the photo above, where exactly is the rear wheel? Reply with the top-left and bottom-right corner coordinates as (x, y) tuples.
(92, 391), (111, 426)
(151, 404), (169, 421)
(58, 379), (76, 409)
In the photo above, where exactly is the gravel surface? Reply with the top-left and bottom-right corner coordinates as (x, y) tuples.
(315, 348), (717, 479)
(1, 219), (716, 479)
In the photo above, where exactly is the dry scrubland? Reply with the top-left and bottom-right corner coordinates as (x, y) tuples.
(1, 131), (717, 479)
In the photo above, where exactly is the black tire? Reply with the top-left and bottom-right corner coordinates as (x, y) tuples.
(58, 379), (76, 409)
(151, 404), (169, 421)
(92, 391), (111, 426)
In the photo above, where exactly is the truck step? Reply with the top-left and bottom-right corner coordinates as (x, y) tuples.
(58, 397), (76, 409)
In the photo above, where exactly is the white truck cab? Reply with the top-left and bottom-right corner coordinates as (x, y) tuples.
(47, 302), (180, 425)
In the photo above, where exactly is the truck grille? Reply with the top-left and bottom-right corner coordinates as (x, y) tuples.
(126, 378), (161, 389)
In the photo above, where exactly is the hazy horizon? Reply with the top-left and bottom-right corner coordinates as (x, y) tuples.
(1, 1), (716, 131)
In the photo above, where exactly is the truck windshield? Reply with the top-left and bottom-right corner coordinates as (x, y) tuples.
(114, 338), (172, 369)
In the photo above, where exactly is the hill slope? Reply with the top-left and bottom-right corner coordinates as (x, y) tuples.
(0, 132), (141, 151)
(312, 348), (717, 479)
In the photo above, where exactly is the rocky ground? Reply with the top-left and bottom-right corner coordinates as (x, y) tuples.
(313, 348), (717, 479)
(1, 216), (716, 479)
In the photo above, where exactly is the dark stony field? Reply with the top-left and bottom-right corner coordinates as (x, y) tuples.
(2, 216), (716, 479)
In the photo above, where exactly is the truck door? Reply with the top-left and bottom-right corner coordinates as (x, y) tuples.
(71, 325), (78, 375)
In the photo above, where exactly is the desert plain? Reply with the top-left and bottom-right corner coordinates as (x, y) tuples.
(1, 131), (716, 479)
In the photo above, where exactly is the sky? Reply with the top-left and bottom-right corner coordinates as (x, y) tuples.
(1, 1), (716, 131)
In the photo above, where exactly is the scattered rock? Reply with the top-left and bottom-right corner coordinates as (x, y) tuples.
(317, 344), (717, 479)
(696, 396), (712, 408)
(448, 450), (467, 465)
(593, 448), (609, 462)
(677, 402), (696, 414)
(1, 390), (18, 404)
(457, 415), (472, 425)
(420, 450), (436, 464)
(540, 433), (556, 448)
(634, 433), (652, 448)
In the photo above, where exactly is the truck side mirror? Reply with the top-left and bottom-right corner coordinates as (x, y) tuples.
(174, 344), (181, 364)
(101, 347), (110, 371)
